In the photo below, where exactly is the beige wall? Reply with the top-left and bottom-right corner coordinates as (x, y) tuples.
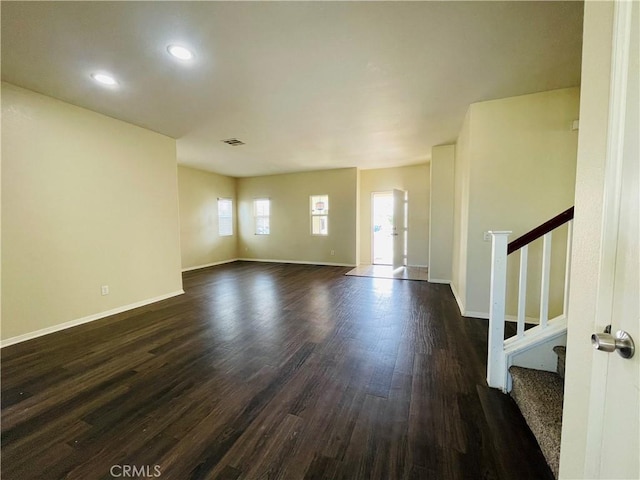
(177, 166), (237, 270)
(429, 145), (455, 282)
(359, 164), (430, 266)
(560, 2), (614, 477)
(236, 168), (358, 265)
(453, 87), (580, 317)
(452, 109), (472, 310)
(1, 83), (183, 341)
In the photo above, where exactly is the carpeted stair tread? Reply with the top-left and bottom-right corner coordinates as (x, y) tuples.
(509, 366), (564, 479)
(553, 346), (566, 379)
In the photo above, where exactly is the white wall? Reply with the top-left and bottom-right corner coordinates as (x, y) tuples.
(1, 83), (183, 342)
(429, 145), (455, 282)
(359, 164), (430, 266)
(236, 168), (358, 265)
(452, 88), (580, 318)
(177, 166), (237, 270)
(560, 2), (614, 477)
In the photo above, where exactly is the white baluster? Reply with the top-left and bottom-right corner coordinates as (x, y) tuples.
(517, 245), (528, 338)
(487, 231), (511, 391)
(539, 232), (552, 328)
(563, 220), (574, 316)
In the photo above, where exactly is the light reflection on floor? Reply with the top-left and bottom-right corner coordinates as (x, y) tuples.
(345, 265), (429, 281)
(371, 277), (396, 295)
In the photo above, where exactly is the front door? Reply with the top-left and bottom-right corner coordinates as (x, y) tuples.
(392, 189), (406, 270)
(583, 1), (639, 477)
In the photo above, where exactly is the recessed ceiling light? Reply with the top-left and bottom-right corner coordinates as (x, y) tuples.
(91, 73), (118, 86)
(167, 45), (194, 61)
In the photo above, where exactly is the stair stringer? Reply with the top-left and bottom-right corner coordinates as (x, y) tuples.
(502, 316), (568, 393)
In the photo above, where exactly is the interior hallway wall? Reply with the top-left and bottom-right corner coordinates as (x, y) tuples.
(178, 166), (238, 270)
(1, 83), (183, 342)
(452, 87), (580, 318)
(429, 145), (455, 283)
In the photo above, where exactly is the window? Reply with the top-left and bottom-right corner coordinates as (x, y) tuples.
(310, 195), (328, 235)
(218, 198), (233, 236)
(254, 198), (270, 235)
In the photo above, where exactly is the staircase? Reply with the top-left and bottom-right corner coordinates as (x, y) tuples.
(486, 208), (574, 478)
(509, 346), (565, 478)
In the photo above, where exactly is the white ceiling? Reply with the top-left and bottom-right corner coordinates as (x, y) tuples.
(1, 1), (583, 177)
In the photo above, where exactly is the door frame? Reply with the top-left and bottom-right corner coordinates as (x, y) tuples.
(582, 0), (635, 475)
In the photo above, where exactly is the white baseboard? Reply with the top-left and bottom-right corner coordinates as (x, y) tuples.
(1, 290), (185, 348)
(352, 263), (427, 268)
(182, 258), (239, 272)
(461, 312), (546, 323)
(505, 314), (541, 325)
(237, 258), (356, 267)
(464, 310), (490, 320)
(449, 283), (465, 316)
(428, 277), (451, 284)
(448, 283), (489, 319)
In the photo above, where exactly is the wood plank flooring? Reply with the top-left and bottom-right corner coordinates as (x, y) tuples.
(1, 262), (554, 480)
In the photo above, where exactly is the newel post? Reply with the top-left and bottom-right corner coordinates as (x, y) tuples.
(486, 231), (511, 391)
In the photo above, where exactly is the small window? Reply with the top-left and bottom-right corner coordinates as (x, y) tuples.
(310, 195), (328, 235)
(218, 198), (233, 236)
(254, 198), (270, 235)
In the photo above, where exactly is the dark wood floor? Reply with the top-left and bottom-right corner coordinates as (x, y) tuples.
(1, 262), (553, 480)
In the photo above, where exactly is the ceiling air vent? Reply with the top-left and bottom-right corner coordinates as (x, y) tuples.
(222, 138), (245, 146)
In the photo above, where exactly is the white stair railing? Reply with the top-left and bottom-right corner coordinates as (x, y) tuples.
(487, 207), (574, 391)
(487, 231), (510, 389)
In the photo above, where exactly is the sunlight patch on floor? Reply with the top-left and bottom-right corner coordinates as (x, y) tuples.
(345, 265), (429, 281)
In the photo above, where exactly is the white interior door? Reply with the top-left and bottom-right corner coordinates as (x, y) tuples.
(392, 189), (406, 269)
(584, 1), (639, 477)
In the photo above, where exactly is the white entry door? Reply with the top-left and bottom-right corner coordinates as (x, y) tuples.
(392, 189), (406, 270)
(584, 1), (639, 477)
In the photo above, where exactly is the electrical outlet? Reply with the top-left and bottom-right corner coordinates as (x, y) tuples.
(101, 285), (109, 296)
(330, 250), (335, 256)
(483, 232), (491, 242)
